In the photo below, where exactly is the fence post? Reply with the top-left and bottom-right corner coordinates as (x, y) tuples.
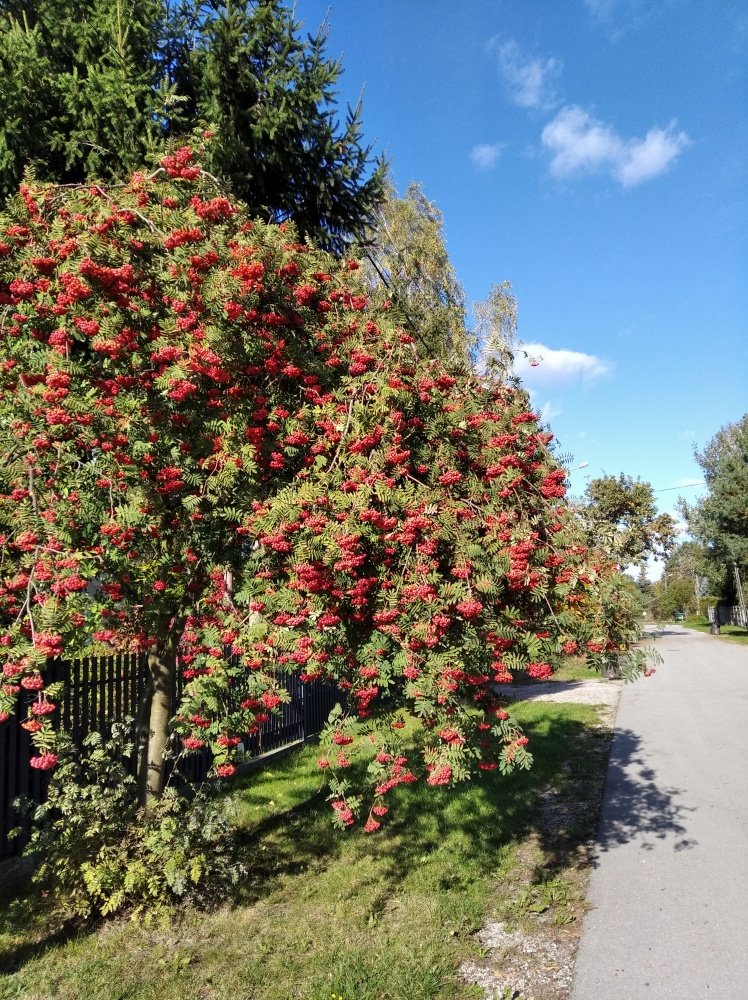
(301, 681), (309, 740)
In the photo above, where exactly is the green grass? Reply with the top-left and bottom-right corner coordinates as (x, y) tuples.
(0, 699), (613, 1000)
(509, 656), (605, 685)
(682, 618), (748, 645)
(546, 656), (604, 683)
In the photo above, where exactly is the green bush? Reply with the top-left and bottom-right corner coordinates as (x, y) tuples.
(698, 596), (718, 619)
(20, 723), (246, 921)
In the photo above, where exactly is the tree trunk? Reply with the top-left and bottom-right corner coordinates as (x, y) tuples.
(137, 628), (180, 814)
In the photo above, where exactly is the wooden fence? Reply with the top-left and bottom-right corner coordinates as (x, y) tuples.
(707, 605), (748, 627)
(0, 654), (340, 858)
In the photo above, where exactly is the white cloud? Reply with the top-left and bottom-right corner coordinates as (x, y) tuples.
(583, 0), (616, 15)
(626, 553), (663, 582)
(541, 105), (690, 187)
(541, 106), (620, 176)
(470, 143), (503, 171)
(539, 399), (563, 424)
(514, 341), (612, 387)
(524, 390), (562, 425)
(583, 0), (656, 38)
(614, 123), (692, 186)
(491, 37), (562, 110)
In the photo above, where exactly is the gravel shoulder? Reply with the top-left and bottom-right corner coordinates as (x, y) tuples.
(460, 679), (622, 999)
(497, 679), (622, 723)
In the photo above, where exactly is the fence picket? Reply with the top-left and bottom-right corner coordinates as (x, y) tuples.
(707, 605), (748, 627)
(0, 656), (340, 858)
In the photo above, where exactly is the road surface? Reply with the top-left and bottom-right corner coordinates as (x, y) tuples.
(572, 626), (748, 999)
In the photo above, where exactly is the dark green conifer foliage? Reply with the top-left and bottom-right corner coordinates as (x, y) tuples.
(0, 0), (167, 195)
(681, 414), (748, 592)
(0, 0), (384, 251)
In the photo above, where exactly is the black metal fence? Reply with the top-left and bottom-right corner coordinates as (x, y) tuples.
(0, 654), (340, 858)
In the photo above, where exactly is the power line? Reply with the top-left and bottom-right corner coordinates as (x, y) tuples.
(653, 481), (706, 493)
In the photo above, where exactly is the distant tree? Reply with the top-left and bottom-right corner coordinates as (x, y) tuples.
(680, 415), (748, 595)
(663, 540), (706, 579)
(358, 180), (471, 363)
(473, 280), (520, 380)
(661, 541), (711, 606)
(0, 0), (384, 251)
(359, 181), (522, 375)
(614, 569), (648, 618)
(652, 577), (697, 619)
(581, 474), (677, 567)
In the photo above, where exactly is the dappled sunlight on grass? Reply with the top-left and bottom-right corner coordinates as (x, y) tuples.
(0, 702), (608, 1000)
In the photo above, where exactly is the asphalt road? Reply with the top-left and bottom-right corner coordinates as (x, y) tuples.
(572, 626), (748, 999)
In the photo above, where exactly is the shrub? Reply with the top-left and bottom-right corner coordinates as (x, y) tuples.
(21, 723), (245, 921)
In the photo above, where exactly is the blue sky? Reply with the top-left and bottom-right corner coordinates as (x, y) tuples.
(295, 0), (746, 551)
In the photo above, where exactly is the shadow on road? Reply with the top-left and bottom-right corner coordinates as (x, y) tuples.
(595, 728), (697, 856)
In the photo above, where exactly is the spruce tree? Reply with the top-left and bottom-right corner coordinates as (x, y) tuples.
(0, 0), (167, 196)
(0, 0), (384, 250)
(681, 415), (748, 592)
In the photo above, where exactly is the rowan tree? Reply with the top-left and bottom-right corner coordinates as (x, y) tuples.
(0, 147), (646, 831)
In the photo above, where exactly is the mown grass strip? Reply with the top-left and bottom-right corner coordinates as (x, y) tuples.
(682, 618), (748, 645)
(0, 700), (612, 1000)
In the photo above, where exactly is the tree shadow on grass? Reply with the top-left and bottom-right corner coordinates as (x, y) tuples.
(231, 786), (344, 904)
(0, 906), (84, 976)
(234, 712), (696, 910)
(0, 713), (696, 975)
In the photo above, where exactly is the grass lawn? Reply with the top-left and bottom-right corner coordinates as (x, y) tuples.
(494, 656), (606, 687)
(682, 618), (748, 645)
(537, 656), (603, 684)
(0, 699), (613, 1000)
